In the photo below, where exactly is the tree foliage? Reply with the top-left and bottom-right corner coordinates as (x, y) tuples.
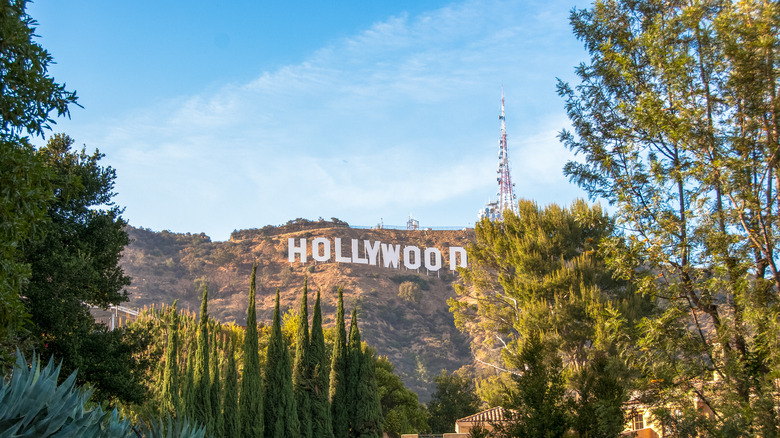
(0, 0), (77, 367)
(240, 265), (263, 438)
(0, 0), (78, 139)
(223, 335), (240, 438)
(192, 285), (211, 429)
(558, 0), (780, 434)
(376, 355), (428, 437)
(161, 301), (180, 416)
(22, 134), (141, 403)
(426, 369), (480, 433)
(310, 289), (335, 438)
(329, 287), (349, 438)
(264, 289), (299, 438)
(347, 309), (383, 438)
(494, 334), (568, 438)
(450, 199), (637, 435)
(292, 280), (313, 438)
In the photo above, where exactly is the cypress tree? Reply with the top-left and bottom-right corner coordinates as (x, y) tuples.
(355, 348), (383, 438)
(329, 287), (349, 438)
(161, 301), (180, 416)
(346, 308), (361, 436)
(310, 290), (334, 438)
(264, 289), (300, 438)
(193, 284), (212, 429)
(292, 280), (313, 438)
(224, 335), (240, 438)
(240, 265), (264, 438)
(184, 336), (196, 420)
(210, 328), (224, 437)
(347, 309), (383, 438)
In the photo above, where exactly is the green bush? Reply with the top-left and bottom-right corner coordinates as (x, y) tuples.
(398, 281), (421, 304)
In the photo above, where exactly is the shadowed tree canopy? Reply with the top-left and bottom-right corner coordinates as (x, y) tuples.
(426, 370), (480, 434)
(21, 134), (142, 404)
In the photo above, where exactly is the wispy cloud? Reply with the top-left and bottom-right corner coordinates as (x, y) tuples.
(70, 0), (587, 239)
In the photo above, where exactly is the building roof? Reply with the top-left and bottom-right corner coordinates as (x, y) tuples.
(456, 406), (513, 424)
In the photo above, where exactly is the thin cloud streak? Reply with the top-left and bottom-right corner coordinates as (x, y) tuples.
(64, 0), (587, 239)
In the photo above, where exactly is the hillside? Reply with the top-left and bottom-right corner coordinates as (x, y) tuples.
(120, 219), (476, 401)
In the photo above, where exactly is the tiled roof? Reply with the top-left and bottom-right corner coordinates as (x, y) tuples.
(456, 406), (513, 424)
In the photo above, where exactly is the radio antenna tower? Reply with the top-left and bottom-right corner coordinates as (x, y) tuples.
(480, 89), (518, 220)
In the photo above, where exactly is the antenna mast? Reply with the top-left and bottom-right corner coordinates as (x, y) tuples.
(480, 89), (518, 220)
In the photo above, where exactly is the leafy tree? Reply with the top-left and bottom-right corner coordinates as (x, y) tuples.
(375, 355), (428, 438)
(568, 353), (626, 438)
(450, 199), (638, 434)
(494, 334), (568, 438)
(329, 287), (349, 438)
(264, 289), (299, 438)
(22, 134), (142, 403)
(0, 139), (47, 365)
(161, 301), (180, 416)
(0, 0), (79, 370)
(426, 370), (480, 433)
(240, 265), (263, 438)
(0, 0), (78, 139)
(192, 284), (211, 429)
(292, 280), (313, 438)
(310, 289), (334, 438)
(558, 0), (780, 433)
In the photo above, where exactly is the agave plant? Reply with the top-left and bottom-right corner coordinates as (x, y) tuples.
(0, 351), (133, 438)
(138, 414), (209, 438)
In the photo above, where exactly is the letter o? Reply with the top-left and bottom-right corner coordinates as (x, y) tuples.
(424, 247), (442, 271)
(312, 237), (331, 262)
(403, 246), (421, 269)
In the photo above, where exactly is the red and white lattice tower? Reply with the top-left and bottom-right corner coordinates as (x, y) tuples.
(480, 89), (518, 220)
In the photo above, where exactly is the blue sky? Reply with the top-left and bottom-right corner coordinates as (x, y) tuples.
(29, 0), (590, 241)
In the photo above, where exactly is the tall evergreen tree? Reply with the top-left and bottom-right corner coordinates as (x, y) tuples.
(346, 307), (361, 436)
(264, 289), (300, 438)
(347, 309), (383, 438)
(193, 284), (212, 429)
(329, 287), (349, 438)
(223, 335), (240, 438)
(310, 290), (334, 438)
(292, 280), (313, 438)
(240, 265), (264, 438)
(184, 336), (196, 420)
(160, 301), (180, 416)
(210, 328), (224, 438)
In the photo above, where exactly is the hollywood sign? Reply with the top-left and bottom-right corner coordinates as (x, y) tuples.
(288, 238), (467, 271)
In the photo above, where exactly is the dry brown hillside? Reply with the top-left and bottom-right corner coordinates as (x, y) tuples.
(120, 219), (475, 401)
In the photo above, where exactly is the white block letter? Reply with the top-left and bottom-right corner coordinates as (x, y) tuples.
(335, 238), (351, 263)
(424, 247), (442, 271)
(449, 246), (467, 270)
(352, 239), (368, 264)
(381, 243), (400, 268)
(404, 246), (421, 270)
(288, 238), (306, 263)
(312, 237), (330, 262)
(365, 240), (381, 266)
